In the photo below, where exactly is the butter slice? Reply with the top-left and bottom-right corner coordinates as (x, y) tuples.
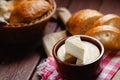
(76, 41), (100, 65)
(65, 35), (84, 62)
(57, 44), (76, 63)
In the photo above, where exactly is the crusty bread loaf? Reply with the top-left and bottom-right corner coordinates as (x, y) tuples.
(85, 25), (120, 50)
(93, 14), (120, 29)
(9, 0), (51, 24)
(66, 9), (103, 35)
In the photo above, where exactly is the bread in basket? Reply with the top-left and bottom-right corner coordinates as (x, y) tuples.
(0, 0), (56, 46)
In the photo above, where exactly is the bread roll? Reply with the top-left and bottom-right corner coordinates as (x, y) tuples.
(9, 0), (51, 24)
(67, 9), (103, 35)
(93, 14), (120, 29)
(85, 25), (120, 50)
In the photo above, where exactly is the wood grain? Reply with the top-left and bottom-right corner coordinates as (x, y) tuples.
(44, 0), (71, 35)
(99, 0), (120, 15)
(44, 19), (57, 35)
(0, 53), (40, 80)
(56, 0), (71, 8)
(68, 0), (102, 14)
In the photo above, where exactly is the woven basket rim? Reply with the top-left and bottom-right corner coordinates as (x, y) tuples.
(4, 0), (56, 28)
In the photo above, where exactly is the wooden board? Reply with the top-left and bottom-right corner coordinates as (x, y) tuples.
(43, 30), (67, 56)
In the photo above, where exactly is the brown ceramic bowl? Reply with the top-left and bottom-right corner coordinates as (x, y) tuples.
(52, 35), (104, 80)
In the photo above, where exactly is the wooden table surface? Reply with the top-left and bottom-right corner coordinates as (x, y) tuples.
(0, 0), (120, 80)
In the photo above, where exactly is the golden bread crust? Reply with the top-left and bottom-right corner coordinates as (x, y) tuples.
(9, 0), (51, 24)
(67, 9), (103, 35)
(85, 25), (120, 50)
(93, 14), (120, 29)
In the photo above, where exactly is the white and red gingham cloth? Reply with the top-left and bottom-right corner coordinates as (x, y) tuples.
(97, 51), (120, 80)
(37, 51), (120, 80)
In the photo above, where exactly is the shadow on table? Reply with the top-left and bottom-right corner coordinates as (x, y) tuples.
(0, 41), (45, 63)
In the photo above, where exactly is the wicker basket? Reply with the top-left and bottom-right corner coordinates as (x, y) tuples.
(0, 0), (56, 46)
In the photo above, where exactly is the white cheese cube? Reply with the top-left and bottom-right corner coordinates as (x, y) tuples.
(76, 41), (100, 65)
(65, 35), (84, 60)
(57, 44), (76, 63)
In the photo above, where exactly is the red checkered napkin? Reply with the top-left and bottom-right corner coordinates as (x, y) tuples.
(37, 57), (62, 80)
(97, 51), (120, 80)
(37, 51), (120, 80)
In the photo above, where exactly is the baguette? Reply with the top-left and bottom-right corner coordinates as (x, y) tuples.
(66, 9), (103, 35)
(85, 25), (120, 50)
(93, 14), (120, 29)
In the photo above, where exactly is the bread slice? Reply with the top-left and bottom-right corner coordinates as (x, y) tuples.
(85, 25), (120, 50)
(93, 14), (120, 29)
(67, 9), (103, 35)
